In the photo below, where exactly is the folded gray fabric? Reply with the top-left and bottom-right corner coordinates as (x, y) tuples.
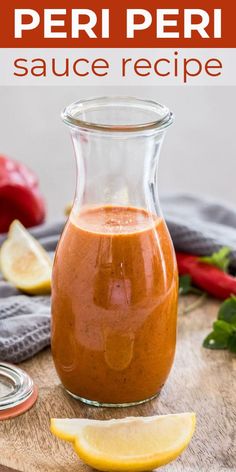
(0, 295), (50, 363)
(163, 193), (236, 268)
(0, 193), (236, 363)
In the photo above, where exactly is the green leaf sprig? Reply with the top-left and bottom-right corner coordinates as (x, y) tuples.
(179, 275), (206, 315)
(179, 274), (202, 295)
(203, 296), (236, 352)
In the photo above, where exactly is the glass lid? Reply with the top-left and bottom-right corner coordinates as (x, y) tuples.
(0, 362), (34, 410)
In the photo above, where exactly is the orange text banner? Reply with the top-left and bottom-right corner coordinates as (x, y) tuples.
(0, 0), (235, 48)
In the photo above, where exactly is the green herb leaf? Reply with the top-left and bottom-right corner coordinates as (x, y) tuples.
(203, 330), (229, 350)
(179, 275), (192, 295)
(200, 246), (231, 272)
(179, 274), (202, 295)
(203, 296), (236, 352)
(218, 296), (236, 325)
(228, 332), (236, 353)
(213, 320), (236, 335)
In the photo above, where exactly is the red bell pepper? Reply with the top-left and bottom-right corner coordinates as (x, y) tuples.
(0, 155), (46, 233)
(176, 252), (236, 300)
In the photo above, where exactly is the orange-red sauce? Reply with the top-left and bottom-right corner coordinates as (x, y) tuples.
(51, 206), (178, 404)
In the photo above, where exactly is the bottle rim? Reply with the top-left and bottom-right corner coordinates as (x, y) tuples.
(62, 96), (174, 133)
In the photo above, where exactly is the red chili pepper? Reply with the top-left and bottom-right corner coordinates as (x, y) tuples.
(0, 155), (46, 233)
(176, 252), (236, 300)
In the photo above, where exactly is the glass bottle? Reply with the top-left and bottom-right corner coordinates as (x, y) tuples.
(51, 97), (178, 407)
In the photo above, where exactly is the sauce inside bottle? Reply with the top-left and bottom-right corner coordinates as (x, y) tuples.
(51, 205), (178, 405)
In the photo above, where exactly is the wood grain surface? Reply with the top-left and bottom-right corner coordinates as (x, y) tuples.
(0, 466), (20, 472)
(0, 296), (235, 472)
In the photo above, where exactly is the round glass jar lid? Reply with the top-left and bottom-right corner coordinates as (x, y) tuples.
(0, 362), (38, 419)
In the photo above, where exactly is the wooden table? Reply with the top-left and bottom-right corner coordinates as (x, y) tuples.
(0, 296), (235, 472)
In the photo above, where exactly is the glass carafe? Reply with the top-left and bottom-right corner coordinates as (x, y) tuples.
(51, 97), (178, 407)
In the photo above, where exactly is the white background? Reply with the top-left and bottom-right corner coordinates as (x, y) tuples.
(0, 85), (235, 220)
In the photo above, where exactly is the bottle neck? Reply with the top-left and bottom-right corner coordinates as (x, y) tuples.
(71, 129), (166, 217)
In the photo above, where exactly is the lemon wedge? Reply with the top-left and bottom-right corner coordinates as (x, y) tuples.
(51, 413), (196, 471)
(0, 220), (52, 294)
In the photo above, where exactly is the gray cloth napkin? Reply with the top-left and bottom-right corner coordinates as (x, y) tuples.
(0, 193), (236, 363)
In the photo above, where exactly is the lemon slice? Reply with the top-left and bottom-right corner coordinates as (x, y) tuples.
(0, 220), (52, 294)
(51, 413), (196, 471)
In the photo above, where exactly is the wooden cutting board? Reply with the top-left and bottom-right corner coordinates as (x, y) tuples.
(0, 296), (235, 472)
(0, 467), (20, 472)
